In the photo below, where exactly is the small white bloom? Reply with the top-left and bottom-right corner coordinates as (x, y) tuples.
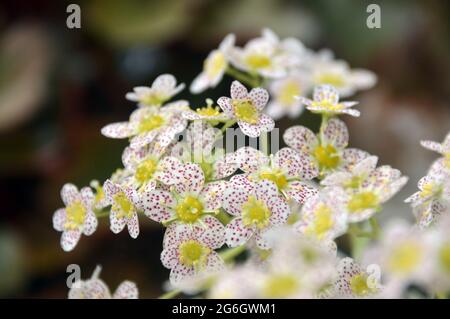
(52, 183), (98, 252)
(217, 81), (274, 138)
(266, 71), (311, 120)
(229, 28), (305, 79)
(310, 49), (377, 97)
(69, 266), (138, 299)
(190, 34), (235, 93)
(101, 101), (189, 149)
(298, 85), (360, 117)
(126, 74), (185, 107)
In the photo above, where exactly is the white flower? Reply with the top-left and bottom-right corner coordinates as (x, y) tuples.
(233, 146), (318, 204)
(190, 34), (235, 93)
(284, 117), (370, 176)
(266, 71), (311, 120)
(161, 222), (225, 287)
(103, 179), (141, 238)
(298, 85), (360, 117)
(322, 156), (408, 223)
(222, 179), (290, 249)
(170, 121), (238, 182)
(334, 257), (382, 298)
(208, 265), (263, 299)
(181, 99), (229, 122)
(363, 220), (434, 288)
(142, 163), (227, 236)
(121, 144), (184, 192)
(126, 74), (185, 107)
(421, 131), (450, 171)
(229, 28), (305, 79)
(310, 49), (377, 97)
(217, 81), (274, 137)
(101, 101), (188, 149)
(52, 184), (97, 252)
(89, 180), (109, 210)
(405, 170), (450, 228)
(69, 266), (138, 299)
(294, 187), (348, 242)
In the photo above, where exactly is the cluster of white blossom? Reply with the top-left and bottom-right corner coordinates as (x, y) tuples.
(52, 29), (450, 299)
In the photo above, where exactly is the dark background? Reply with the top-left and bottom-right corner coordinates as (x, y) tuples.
(0, 0), (449, 298)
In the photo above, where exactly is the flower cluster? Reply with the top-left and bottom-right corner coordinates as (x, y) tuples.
(52, 29), (449, 299)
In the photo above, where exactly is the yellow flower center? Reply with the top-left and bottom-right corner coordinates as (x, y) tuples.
(445, 152), (450, 169)
(311, 100), (344, 111)
(259, 168), (288, 191)
(112, 192), (134, 219)
(263, 274), (299, 298)
(198, 160), (214, 182)
(140, 93), (166, 106)
(349, 273), (373, 297)
(306, 204), (334, 240)
(175, 195), (204, 223)
(94, 185), (105, 206)
(233, 99), (259, 124)
(179, 240), (210, 268)
(315, 73), (345, 88)
(205, 51), (226, 78)
(241, 196), (271, 229)
(279, 81), (301, 106)
(196, 105), (221, 117)
(347, 191), (379, 214)
(135, 158), (158, 184)
(245, 54), (271, 70)
(313, 144), (340, 170)
(438, 243), (450, 275)
(419, 182), (435, 199)
(388, 241), (423, 275)
(344, 175), (365, 189)
(65, 200), (87, 230)
(137, 114), (165, 133)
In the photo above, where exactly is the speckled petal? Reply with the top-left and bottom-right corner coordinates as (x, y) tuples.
(127, 213), (140, 239)
(61, 229), (82, 252)
(313, 85), (339, 104)
(201, 181), (228, 211)
(217, 97), (235, 117)
(82, 211), (98, 236)
(110, 208), (127, 234)
(156, 156), (184, 185)
(285, 181), (318, 204)
(249, 87), (269, 110)
(225, 217), (253, 247)
(234, 146), (268, 173)
(322, 118), (349, 149)
(161, 247), (179, 269)
(113, 281), (138, 299)
(283, 125), (318, 153)
(101, 122), (133, 139)
(222, 187), (249, 217)
(230, 81), (249, 100)
(142, 190), (175, 222)
(53, 208), (66, 232)
(175, 163), (205, 194)
(61, 183), (80, 206)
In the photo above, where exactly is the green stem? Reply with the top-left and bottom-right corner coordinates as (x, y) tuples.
(225, 67), (261, 88)
(260, 131), (269, 156)
(94, 209), (110, 218)
(159, 289), (182, 299)
(319, 114), (330, 144)
(220, 245), (246, 262)
(369, 217), (381, 239)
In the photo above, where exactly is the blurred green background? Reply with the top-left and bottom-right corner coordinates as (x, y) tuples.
(0, 0), (449, 298)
